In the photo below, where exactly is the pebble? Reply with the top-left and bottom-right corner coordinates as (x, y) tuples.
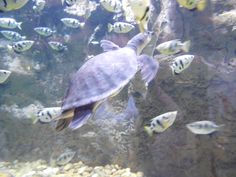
(63, 164), (72, 171)
(0, 160), (144, 177)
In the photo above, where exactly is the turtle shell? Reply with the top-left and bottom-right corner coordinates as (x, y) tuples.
(62, 47), (138, 111)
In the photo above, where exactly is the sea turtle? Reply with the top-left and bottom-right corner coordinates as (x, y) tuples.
(55, 32), (159, 131)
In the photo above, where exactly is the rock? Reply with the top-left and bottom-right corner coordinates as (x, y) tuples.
(63, 164), (72, 171)
(77, 166), (87, 174)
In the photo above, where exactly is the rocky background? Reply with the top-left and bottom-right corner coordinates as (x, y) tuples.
(0, 0), (236, 177)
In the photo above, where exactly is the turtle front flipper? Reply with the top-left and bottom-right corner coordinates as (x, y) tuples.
(138, 54), (159, 86)
(100, 40), (120, 52)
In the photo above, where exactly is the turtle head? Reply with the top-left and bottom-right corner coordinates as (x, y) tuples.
(126, 31), (153, 55)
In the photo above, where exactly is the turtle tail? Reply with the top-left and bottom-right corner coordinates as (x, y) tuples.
(55, 104), (94, 131)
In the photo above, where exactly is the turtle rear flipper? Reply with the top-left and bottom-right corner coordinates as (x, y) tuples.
(100, 40), (120, 52)
(138, 54), (159, 86)
(55, 118), (72, 131)
(68, 104), (94, 130)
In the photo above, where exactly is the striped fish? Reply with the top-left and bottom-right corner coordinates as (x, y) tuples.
(108, 22), (135, 33)
(0, 30), (26, 41)
(0, 0), (29, 12)
(170, 55), (195, 75)
(0, 70), (11, 84)
(10, 40), (34, 53)
(0, 18), (22, 30)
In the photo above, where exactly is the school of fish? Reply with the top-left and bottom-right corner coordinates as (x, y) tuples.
(0, 0), (226, 154)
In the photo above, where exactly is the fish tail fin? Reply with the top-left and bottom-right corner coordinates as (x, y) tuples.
(182, 40), (191, 53)
(144, 126), (153, 136)
(217, 124), (225, 130)
(80, 23), (85, 28)
(107, 23), (113, 32)
(170, 65), (176, 76)
(196, 0), (207, 11)
(138, 23), (145, 33)
(17, 22), (22, 30)
(6, 45), (13, 52)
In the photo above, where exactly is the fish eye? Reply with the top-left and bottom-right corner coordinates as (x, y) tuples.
(151, 122), (155, 127)
(163, 116), (169, 120)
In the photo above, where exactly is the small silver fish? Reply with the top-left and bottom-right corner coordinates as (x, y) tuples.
(186, 121), (224, 135)
(56, 150), (76, 166)
(48, 41), (67, 52)
(34, 27), (56, 37)
(37, 107), (61, 123)
(9, 40), (34, 53)
(100, 0), (122, 13)
(108, 22), (135, 33)
(156, 39), (191, 55)
(0, 18), (22, 30)
(0, 70), (11, 84)
(0, 30), (26, 41)
(90, 41), (99, 45)
(61, 18), (85, 28)
(32, 0), (46, 12)
(170, 55), (194, 75)
(144, 111), (177, 136)
(87, 25), (101, 45)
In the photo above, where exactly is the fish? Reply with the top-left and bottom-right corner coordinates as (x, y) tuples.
(8, 40), (34, 53)
(36, 107), (61, 123)
(90, 41), (99, 45)
(0, 70), (11, 84)
(34, 27), (56, 37)
(87, 25), (101, 45)
(122, 0), (135, 22)
(61, 18), (85, 28)
(100, 0), (122, 13)
(176, 0), (207, 11)
(144, 111), (177, 136)
(156, 39), (191, 55)
(126, 0), (152, 32)
(170, 55), (194, 75)
(0, 18), (22, 30)
(0, 30), (26, 41)
(48, 41), (67, 52)
(32, 0), (45, 12)
(56, 150), (76, 166)
(0, 0), (29, 12)
(186, 121), (224, 135)
(108, 22), (135, 33)
(232, 26), (236, 32)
